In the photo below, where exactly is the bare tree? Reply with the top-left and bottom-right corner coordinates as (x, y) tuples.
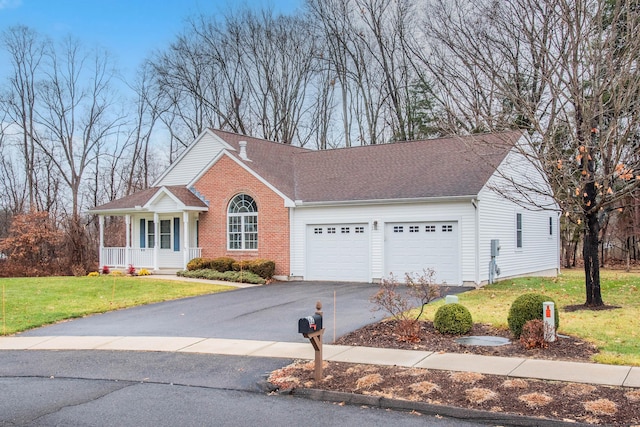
(2, 25), (47, 210)
(35, 36), (122, 268)
(125, 61), (163, 193)
(419, 0), (640, 306)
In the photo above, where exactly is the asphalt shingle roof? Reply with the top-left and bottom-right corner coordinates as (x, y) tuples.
(92, 130), (521, 210)
(92, 185), (208, 212)
(291, 132), (520, 202)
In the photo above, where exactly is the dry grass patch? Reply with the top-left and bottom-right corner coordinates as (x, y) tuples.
(355, 373), (383, 390)
(301, 360), (329, 371)
(449, 371), (485, 384)
(501, 379), (528, 389)
(398, 368), (428, 377)
(625, 389), (640, 403)
(465, 387), (498, 404)
(409, 381), (440, 395)
(267, 362), (304, 389)
(518, 392), (554, 408)
(561, 383), (596, 396)
(584, 399), (618, 416)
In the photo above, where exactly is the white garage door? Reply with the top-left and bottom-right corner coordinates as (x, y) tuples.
(306, 224), (369, 282)
(385, 222), (459, 284)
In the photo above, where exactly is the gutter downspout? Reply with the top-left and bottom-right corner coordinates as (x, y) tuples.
(472, 198), (480, 286)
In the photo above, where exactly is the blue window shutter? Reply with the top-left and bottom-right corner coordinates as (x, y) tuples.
(174, 217), (180, 251)
(140, 219), (146, 248)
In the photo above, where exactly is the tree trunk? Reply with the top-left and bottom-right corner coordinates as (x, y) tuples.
(583, 209), (604, 307)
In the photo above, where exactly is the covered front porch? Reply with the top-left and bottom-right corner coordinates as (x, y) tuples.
(91, 186), (209, 272)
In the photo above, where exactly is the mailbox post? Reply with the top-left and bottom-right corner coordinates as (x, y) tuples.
(298, 301), (324, 381)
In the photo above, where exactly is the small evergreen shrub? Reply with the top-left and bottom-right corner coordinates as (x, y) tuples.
(87, 271), (100, 277)
(209, 257), (236, 273)
(177, 268), (265, 284)
(433, 303), (473, 335)
(232, 259), (276, 279)
(508, 293), (559, 339)
(138, 268), (151, 276)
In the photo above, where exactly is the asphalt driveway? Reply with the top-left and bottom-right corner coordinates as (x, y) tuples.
(20, 281), (395, 342)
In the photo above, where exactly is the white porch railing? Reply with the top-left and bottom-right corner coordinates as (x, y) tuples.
(101, 247), (202, 269)
(129, 248), (154, 267)
(188, 247), (202, 260)
(102, 247), (126, 267)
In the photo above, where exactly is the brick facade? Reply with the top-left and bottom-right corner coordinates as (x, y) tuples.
(193, 155), (290, 277)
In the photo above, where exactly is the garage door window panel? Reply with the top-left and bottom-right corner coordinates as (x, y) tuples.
(228, 194), (258, 250)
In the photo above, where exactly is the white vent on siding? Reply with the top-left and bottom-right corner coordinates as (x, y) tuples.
(239, 141), (250, 161)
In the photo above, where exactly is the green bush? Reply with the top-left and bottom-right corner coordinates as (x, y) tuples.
(177, 268), (265, 284)
(232, 259), (276, 279)
(433, 303), (473, 335)
(507, 293), (559, 339)
(209, 257), (236, 273)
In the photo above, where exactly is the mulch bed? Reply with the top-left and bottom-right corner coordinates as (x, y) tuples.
(269, 320), (639, 425)
(334, 320), (599, 362)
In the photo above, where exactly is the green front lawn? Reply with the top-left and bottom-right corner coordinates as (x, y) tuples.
(0, 276), (235, 335)
(412, 269), (640, 366)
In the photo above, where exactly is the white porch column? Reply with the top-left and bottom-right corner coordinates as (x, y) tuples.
(183, 211), (190, 269)
(98, 215), (104, 268)
(153, 212), (159, 271)
(125, 214), (131, 267)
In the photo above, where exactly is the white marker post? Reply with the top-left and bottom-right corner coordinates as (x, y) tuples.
(543, 302), (556, 342)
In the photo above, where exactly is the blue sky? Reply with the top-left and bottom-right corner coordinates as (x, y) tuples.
(0, 0), (303, 79)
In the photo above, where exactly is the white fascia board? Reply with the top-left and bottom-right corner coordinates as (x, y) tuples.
(152, 129), (235, 186)
(144, 186), (185, 210)
(293, 195), (477, 208)
(188, 151), (296, 208)
(88, 208), (147, 215)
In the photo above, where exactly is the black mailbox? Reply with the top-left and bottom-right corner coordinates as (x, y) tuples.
(298, 314), (323, 334)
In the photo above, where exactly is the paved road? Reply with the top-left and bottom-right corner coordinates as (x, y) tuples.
(0, 351), (481, 427)
(20, 281), (397, 342)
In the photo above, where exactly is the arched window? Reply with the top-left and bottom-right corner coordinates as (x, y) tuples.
(228, 194), (258, 250)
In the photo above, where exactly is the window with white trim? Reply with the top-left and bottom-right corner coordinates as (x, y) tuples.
(516, 213), (523, 249)
(341, 227), (350, 234)
(147, 220), (155, 248)
(425, 225), (436, 232)
(355, 226), (364, 233)
(442, 225), (453, 232)
(409, 226), (419, 233)
(228, 194), (258, 250)
(160, 219), (171, 249)
(314, 227), (323, 234)
(393, 226), (404, 233)
(327, 227), (336, 234)
(549, 216), (553, 236)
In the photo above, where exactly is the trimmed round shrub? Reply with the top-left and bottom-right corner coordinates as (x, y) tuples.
(433, 303), (473, 335)
(209, 257), (236, 273)
(508, 293), (560, 339)
(232, 259), (276, 279)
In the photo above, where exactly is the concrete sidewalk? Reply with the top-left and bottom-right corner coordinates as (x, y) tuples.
(1, 335), (638, 388)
